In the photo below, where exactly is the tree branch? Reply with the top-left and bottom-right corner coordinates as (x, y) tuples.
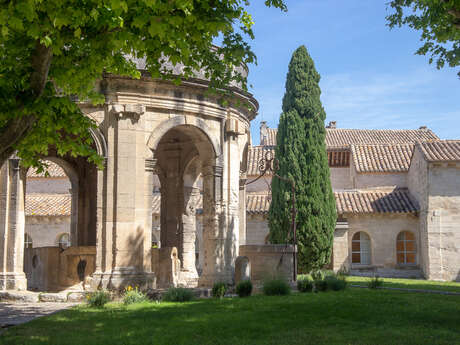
(0, 41), (53, 166)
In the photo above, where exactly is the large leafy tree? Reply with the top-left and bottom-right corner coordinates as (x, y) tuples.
(0, 0), (286, 168)
(386, 0), (460, 77)
(268, 45), (336, 272)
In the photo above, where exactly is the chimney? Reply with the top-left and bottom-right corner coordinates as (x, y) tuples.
(260, 121), (268, 145)
(419, 126), (427, 130)
(326, 121), (337, 129)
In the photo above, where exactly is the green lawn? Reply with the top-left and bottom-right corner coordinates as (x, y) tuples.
(346, 276), (460, 293)
(1, 289), (459, 345)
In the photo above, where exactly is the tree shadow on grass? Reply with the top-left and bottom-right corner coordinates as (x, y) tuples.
(1, 291), (459, 345)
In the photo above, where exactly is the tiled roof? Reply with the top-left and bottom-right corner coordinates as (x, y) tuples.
(351, 144), (414, 173)
(245, 189), (418, 215)
(262, 128), (439, 148)
(27, 161), (67, 178)
(247, 146), (274, 175)
(326, 128), (438, 148)
(417, 140), (460, 162)
(334, 189), (418, 215)
(25, 194), (71, 216)
(26, 189), (417, 217)
(246, 194), (271, 214)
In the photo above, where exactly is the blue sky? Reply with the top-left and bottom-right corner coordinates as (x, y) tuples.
(245, 1), (459, 144)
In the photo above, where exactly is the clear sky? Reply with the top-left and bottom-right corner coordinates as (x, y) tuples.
(245, 1), (459, 144)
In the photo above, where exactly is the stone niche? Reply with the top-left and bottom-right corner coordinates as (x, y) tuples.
(24, 246), (96, 292)
(238, 244), (296, 285)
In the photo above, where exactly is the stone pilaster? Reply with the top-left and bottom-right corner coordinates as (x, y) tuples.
(0, 158), (27, 290)
(92, 104), (155, 290)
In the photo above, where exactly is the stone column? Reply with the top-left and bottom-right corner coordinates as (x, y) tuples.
(0, 157), (27, 290)
(199, 165), (225, 286)
(95, 159), (106, 274)
(180, 186), (199, 281)
(160, 150), (181, 248)
(239, 177), (247, 246)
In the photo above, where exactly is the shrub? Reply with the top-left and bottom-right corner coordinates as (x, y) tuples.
(236, 280), (253, 297)
(212, 282), (228, 298)
(368, 276), (384, 289)
(162, 287), (194, 302)
(123, 286), (148, 305)
(311, 270), (325, 281)
(314, 279), (328, 292)
(263, 278), (291, 296)
(297, 276), (314, 293)
(87, 290), (111, 308)
(325, 275), (347, 291)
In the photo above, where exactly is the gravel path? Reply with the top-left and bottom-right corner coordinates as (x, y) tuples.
(0, 302), (78, 334)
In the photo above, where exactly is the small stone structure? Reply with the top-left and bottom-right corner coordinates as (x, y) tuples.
(239, 245), (296, 285)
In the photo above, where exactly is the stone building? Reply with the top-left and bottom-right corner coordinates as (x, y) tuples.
(0, 59), (258, 291)
(1, 59), (458, 291)
(245, 122), (460, 281)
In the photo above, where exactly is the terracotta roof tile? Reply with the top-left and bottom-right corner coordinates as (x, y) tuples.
(262, 127), (439, 148)
(245, 189), (418, 215)
(351, 144), (414, 173)
(27, 161), (67, 178)
(25, 194), (71, 216)
(334, 189), (418, 215)
(246, 193), (271, 214)
(417, 140), (460, 162)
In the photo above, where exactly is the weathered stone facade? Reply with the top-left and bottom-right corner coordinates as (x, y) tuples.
(0, 65), (257, 290)
(245, 123), (460, 281)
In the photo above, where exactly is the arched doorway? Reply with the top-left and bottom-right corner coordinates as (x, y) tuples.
(151, 124), (219, 286)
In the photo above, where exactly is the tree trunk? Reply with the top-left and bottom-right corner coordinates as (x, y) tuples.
(0, 41), (52, 167)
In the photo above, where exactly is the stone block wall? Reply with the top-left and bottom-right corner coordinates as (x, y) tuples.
(239, 244), (296, 284)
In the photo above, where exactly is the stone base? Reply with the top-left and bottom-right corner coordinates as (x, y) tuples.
(198, 273), (233, 287)
(91, 269), (156, 291)
(0, 272), (27, 291)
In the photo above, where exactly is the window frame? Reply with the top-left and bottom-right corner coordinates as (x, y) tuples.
(351, 231), (371, 266)
(396, 231), (417, 266)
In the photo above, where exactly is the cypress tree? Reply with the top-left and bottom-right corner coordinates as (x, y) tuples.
(268, 45), (336, 272)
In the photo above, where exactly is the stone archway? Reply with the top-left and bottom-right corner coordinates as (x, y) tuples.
(152, 124), (221, 287)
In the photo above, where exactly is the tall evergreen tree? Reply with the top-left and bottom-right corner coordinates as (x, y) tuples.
(268, 45), (336, 272)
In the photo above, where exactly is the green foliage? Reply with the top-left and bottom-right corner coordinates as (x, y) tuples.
(212, 282), (228, 298)
(122, 286), (148, 305)
(269, 45), (337, 273)
(162, 287), (194, 302)
(87, 290), (111, 308)
(262, 278), (291, 296)
(0, 0), (287, 167)
(368, 276), (384, 289)
(314, 279), (328, 292)
(236, 280), (253, 297)
(386, 0), (460, 77)
(324, 275), (347, 291)
(297, 276), (314, 293)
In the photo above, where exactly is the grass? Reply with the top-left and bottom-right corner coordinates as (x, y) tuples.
(1, 289), (459, 345)
(346, 276), (460, 293)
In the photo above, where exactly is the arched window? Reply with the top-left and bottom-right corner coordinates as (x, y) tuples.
(352, 232), (371, 265)
(58, 233), (70, 249)
(24, 233), (33, 249)
(397, 231), (416, 265)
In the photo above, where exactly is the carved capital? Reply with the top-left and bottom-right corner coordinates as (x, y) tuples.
(109, 103), (145, 121)
(212, 165), (223, 177)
